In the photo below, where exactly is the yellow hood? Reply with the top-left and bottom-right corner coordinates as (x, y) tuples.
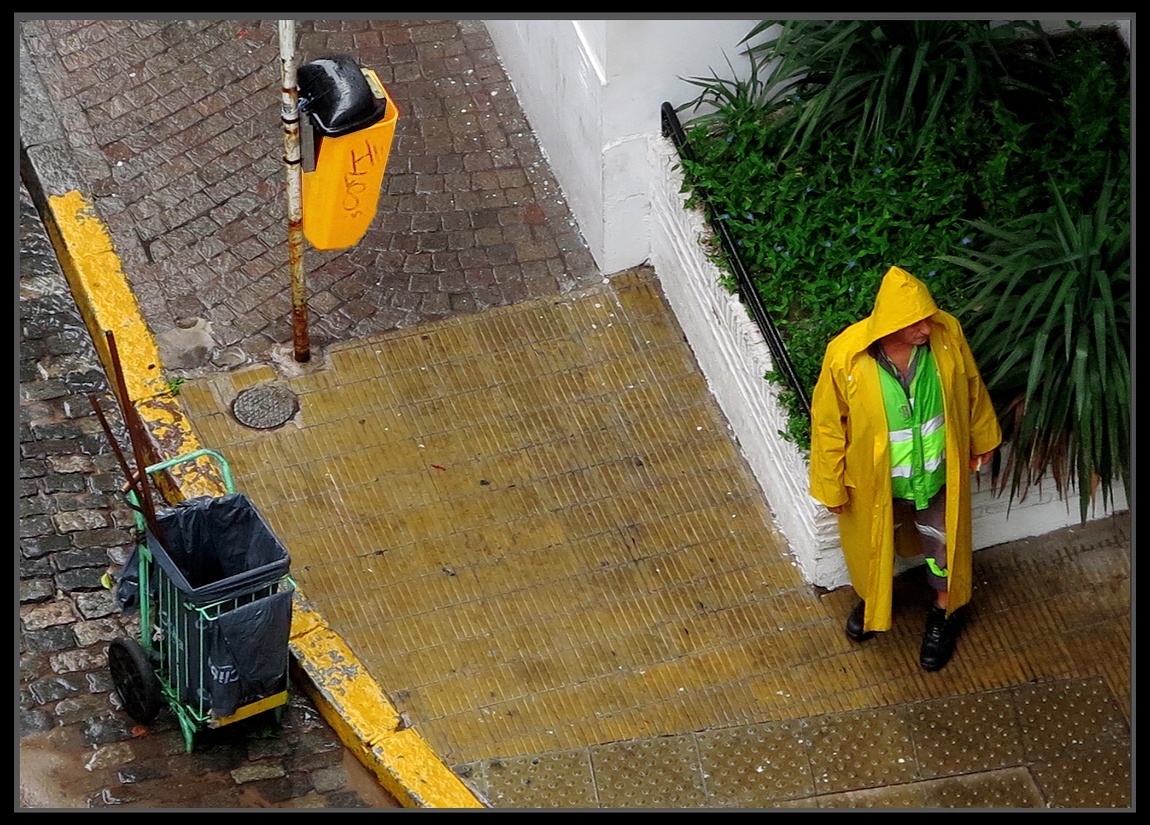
(863, 266), (939, 347)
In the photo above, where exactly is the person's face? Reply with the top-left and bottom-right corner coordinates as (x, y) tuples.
(888, 317), (934, 347)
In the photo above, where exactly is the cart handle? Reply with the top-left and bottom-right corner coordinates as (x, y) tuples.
(141, 449), (236, 494)
(125, 449), (236, 540)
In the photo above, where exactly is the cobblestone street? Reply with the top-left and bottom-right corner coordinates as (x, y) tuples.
(18, 183), (400, 808)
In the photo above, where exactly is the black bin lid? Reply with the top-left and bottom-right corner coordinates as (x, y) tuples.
(298, 54), (388, 137)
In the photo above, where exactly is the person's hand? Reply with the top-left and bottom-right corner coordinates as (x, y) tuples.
(828, 504), (847, 515)
(969, 451), (994, 472)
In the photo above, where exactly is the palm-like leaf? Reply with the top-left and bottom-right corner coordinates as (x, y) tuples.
(946, 176), (1130, 521)
(677, 48), (799, 141)
(734, 20), (1044, 162)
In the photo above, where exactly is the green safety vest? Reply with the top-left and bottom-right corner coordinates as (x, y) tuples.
(878, 346), (947, 509)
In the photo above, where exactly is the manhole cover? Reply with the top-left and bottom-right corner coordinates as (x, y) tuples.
(231, 384), (299, 430)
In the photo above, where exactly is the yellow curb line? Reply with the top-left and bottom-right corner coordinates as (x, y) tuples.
(291, 599), (483, 808)
(45, 190), (484, 809)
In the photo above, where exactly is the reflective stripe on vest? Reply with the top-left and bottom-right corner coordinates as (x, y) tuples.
(879, 346), (947, 508)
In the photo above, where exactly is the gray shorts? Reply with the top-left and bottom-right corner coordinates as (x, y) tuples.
(893, 488), (948, 592)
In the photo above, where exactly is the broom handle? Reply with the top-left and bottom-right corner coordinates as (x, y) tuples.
(103, 330), (166, 550)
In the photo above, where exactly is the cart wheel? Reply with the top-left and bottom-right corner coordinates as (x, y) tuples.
(107, 637), (163, 725)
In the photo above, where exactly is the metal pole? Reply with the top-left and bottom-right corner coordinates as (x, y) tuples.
(279, 20), (309, 363)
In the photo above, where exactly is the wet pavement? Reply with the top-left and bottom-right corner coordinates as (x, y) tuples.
(19, 183), (400, 810)
(19, 18), (1132, 810)
(19, 19), (600, 370)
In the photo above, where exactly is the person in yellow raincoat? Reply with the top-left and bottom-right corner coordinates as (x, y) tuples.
(809, 265), (1001, 671)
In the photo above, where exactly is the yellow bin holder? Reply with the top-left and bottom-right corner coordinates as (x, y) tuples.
(299, 56), (399, 251)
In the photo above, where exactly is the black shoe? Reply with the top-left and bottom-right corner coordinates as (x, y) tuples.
(845, 599), (875, 642)
(920, 605), (961, 671)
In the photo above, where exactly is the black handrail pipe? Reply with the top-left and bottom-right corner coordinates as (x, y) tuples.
(660, 102), (811, 418)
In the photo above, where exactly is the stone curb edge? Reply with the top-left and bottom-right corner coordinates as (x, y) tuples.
(20, 40), (484, 809)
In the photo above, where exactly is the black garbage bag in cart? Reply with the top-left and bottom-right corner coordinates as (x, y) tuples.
(147, 493), (292, 719)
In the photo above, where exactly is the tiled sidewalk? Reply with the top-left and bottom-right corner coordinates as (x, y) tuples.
(177, 268), (1130, 808)
(19, 19), (601, 370)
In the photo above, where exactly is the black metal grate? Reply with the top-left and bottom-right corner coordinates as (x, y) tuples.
(231, 384), (300, 430)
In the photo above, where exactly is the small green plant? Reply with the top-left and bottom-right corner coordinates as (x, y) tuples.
(166, 376), (187, 396)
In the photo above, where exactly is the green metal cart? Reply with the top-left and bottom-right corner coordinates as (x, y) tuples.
(107, 449), (294, 752)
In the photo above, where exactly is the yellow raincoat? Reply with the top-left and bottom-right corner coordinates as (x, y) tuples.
(810, 266), (1002, 633)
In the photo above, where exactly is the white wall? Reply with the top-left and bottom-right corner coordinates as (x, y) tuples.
(486, 21), (606, 268)
(486, 19), (755, 274)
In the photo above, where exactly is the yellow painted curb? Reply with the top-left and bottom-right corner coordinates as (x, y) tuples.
(44, 189), (482, 809)
(45, 191), (166, 404)
(291, 599), (486, 808)
(45, 191), (219, 499)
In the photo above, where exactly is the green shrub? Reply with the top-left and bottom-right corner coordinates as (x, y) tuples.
(730, 20), (1042, 162)
(676, 20), (1130, 517)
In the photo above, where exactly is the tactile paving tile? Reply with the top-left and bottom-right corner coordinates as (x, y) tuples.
(815, 782), (929, 809)
(919, 768), (1046, 808)
(1011, 677), (1129, 760)
(805, 707), (918, 794)
(1028, 742), (1131, 809)
(908, 690), (1025, 778)
(1058, 621), (1132, 724)
(197, 276), (798, 756)
(590, 735), (708, 809)
(696, 719), (815, 806)
(477, 749), (600, 809)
